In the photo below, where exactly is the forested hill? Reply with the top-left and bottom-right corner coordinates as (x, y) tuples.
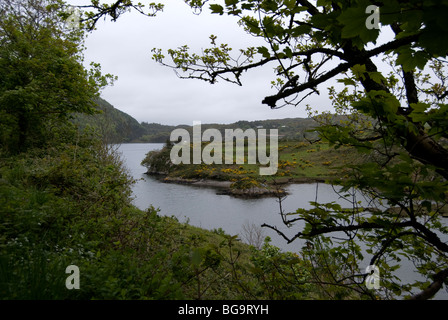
(73, 97), (319, 143)
(72, 97), (147, 143)
(139, 118), (319, 143)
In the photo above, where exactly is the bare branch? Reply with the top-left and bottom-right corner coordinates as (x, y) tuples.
(261, 220), (415, 244)
(262, 34), (420, 108)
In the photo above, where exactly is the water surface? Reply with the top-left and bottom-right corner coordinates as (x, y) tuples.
(117, 143), (448, 299)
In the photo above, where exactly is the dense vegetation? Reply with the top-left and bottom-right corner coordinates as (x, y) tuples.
(73, 97), (147, 144)
(0, 128), (332, 299)
(3, 0), (448, 300)
(0, 123), (364, 300)
(87, 0), (448, 299)
(0, 0), (366, 300)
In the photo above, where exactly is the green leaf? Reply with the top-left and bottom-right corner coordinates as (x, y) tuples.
(421, 200), (432, 213)
(257, 46), (270, 58)
(291, 6), (308, 14)
(420, 30), (448, 57)
(413, 102), (430, 113)
(224, 0), (238, 6)
(310, 13), (331, 30)
(409, 103), (430, 122)
(290, 24), (312, 37)
(209, 4), (224, 15)
(395, 48), (414, 72)
(260, 0), (278, 12)
(396, 48), (430, 72)
(283, 0), (296, 10)
(419, 2), (448, 56)
(337, 78), (356, 86)
(241, 3), (254, 10)
(414, 51), (430, 70)
(316, 0), (331, 6)
(351, 64), (367, 80)
(337, 2), (380, 44)
(242, 16), (261, 35)
(367, 71), (386, 84)
(283, 46), (293, 58)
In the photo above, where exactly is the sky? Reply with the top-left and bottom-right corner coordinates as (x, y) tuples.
(67, 1), (338, 125)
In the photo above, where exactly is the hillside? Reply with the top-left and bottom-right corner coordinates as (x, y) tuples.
(73, 97), (320, 143)
(72, 97), (147, 143)
(168, 117), (320, 142)
(139, 118), (320, 143)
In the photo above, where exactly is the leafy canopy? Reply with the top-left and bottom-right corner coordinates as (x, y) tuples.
(0, 0), (115, 153)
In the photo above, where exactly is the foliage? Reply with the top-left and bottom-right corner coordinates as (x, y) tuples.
(34, 0), (448, 299)
(0, 0), (115, 154)
(74, 108), (320, 144)
(148, 0), (448, 299)
(141, 139), (177, 175)
(0, 129), (139, 299)
(73, 97), (147, 144)
(0, 131), (336, 299)
(230, 176), (261, 190)
(0, 0), (352, 301)
(248, 237), (313, 299)
(139, 117), (319, 143)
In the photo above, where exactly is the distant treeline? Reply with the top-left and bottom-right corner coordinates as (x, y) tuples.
(73, 97), (320, 143)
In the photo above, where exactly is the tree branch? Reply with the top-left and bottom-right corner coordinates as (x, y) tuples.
(206, 47), (347, 82)
(409, 267), (448, 300)
(296, 0), (320, 16)
(261, 34), (420, 108)
(261, 220), (415, 244)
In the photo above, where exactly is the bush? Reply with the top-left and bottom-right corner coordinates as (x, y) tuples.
(0, 131), (192, 299)
(141, 142), (176, 175)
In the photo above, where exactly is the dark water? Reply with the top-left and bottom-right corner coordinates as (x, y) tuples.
(117, 143), (448, 299)
(116, 143), (366, 251)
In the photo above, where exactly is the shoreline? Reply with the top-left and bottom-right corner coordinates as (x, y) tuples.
(146, 172), (332, 199)
(145, 173), (448, 218)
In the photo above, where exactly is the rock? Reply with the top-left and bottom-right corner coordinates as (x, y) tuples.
(227, 186), (287, 199)
(191, 180), (232, 188)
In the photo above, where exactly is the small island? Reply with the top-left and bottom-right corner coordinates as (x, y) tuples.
(141, 138), (357, 198)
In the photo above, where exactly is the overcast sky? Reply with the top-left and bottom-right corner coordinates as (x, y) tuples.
(67, 1), (337, 125)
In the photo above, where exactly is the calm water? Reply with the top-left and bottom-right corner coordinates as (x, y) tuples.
(117, 143), (448, 299)
(116, 143), (367, 252)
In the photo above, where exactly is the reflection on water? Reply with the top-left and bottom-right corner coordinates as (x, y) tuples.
(117, 143), (448, 299)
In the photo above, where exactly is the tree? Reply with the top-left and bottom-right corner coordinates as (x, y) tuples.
(0, 0), (115, 153)
(81, 0), (448, 299)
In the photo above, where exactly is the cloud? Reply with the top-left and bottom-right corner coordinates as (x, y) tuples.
(69, 0), (333, 125)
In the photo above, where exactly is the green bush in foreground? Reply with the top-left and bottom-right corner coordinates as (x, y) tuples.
(1, 128), (335, 300)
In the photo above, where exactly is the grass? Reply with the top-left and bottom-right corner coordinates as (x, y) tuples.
(272, 141), (359, 180)
(148, 140), (360, 186)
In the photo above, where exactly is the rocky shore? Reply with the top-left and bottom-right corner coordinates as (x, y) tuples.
(159, 176), (288, 198)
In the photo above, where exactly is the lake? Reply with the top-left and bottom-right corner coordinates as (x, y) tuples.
(117, 142), (448, 299)
(116, 143), (367, 251)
